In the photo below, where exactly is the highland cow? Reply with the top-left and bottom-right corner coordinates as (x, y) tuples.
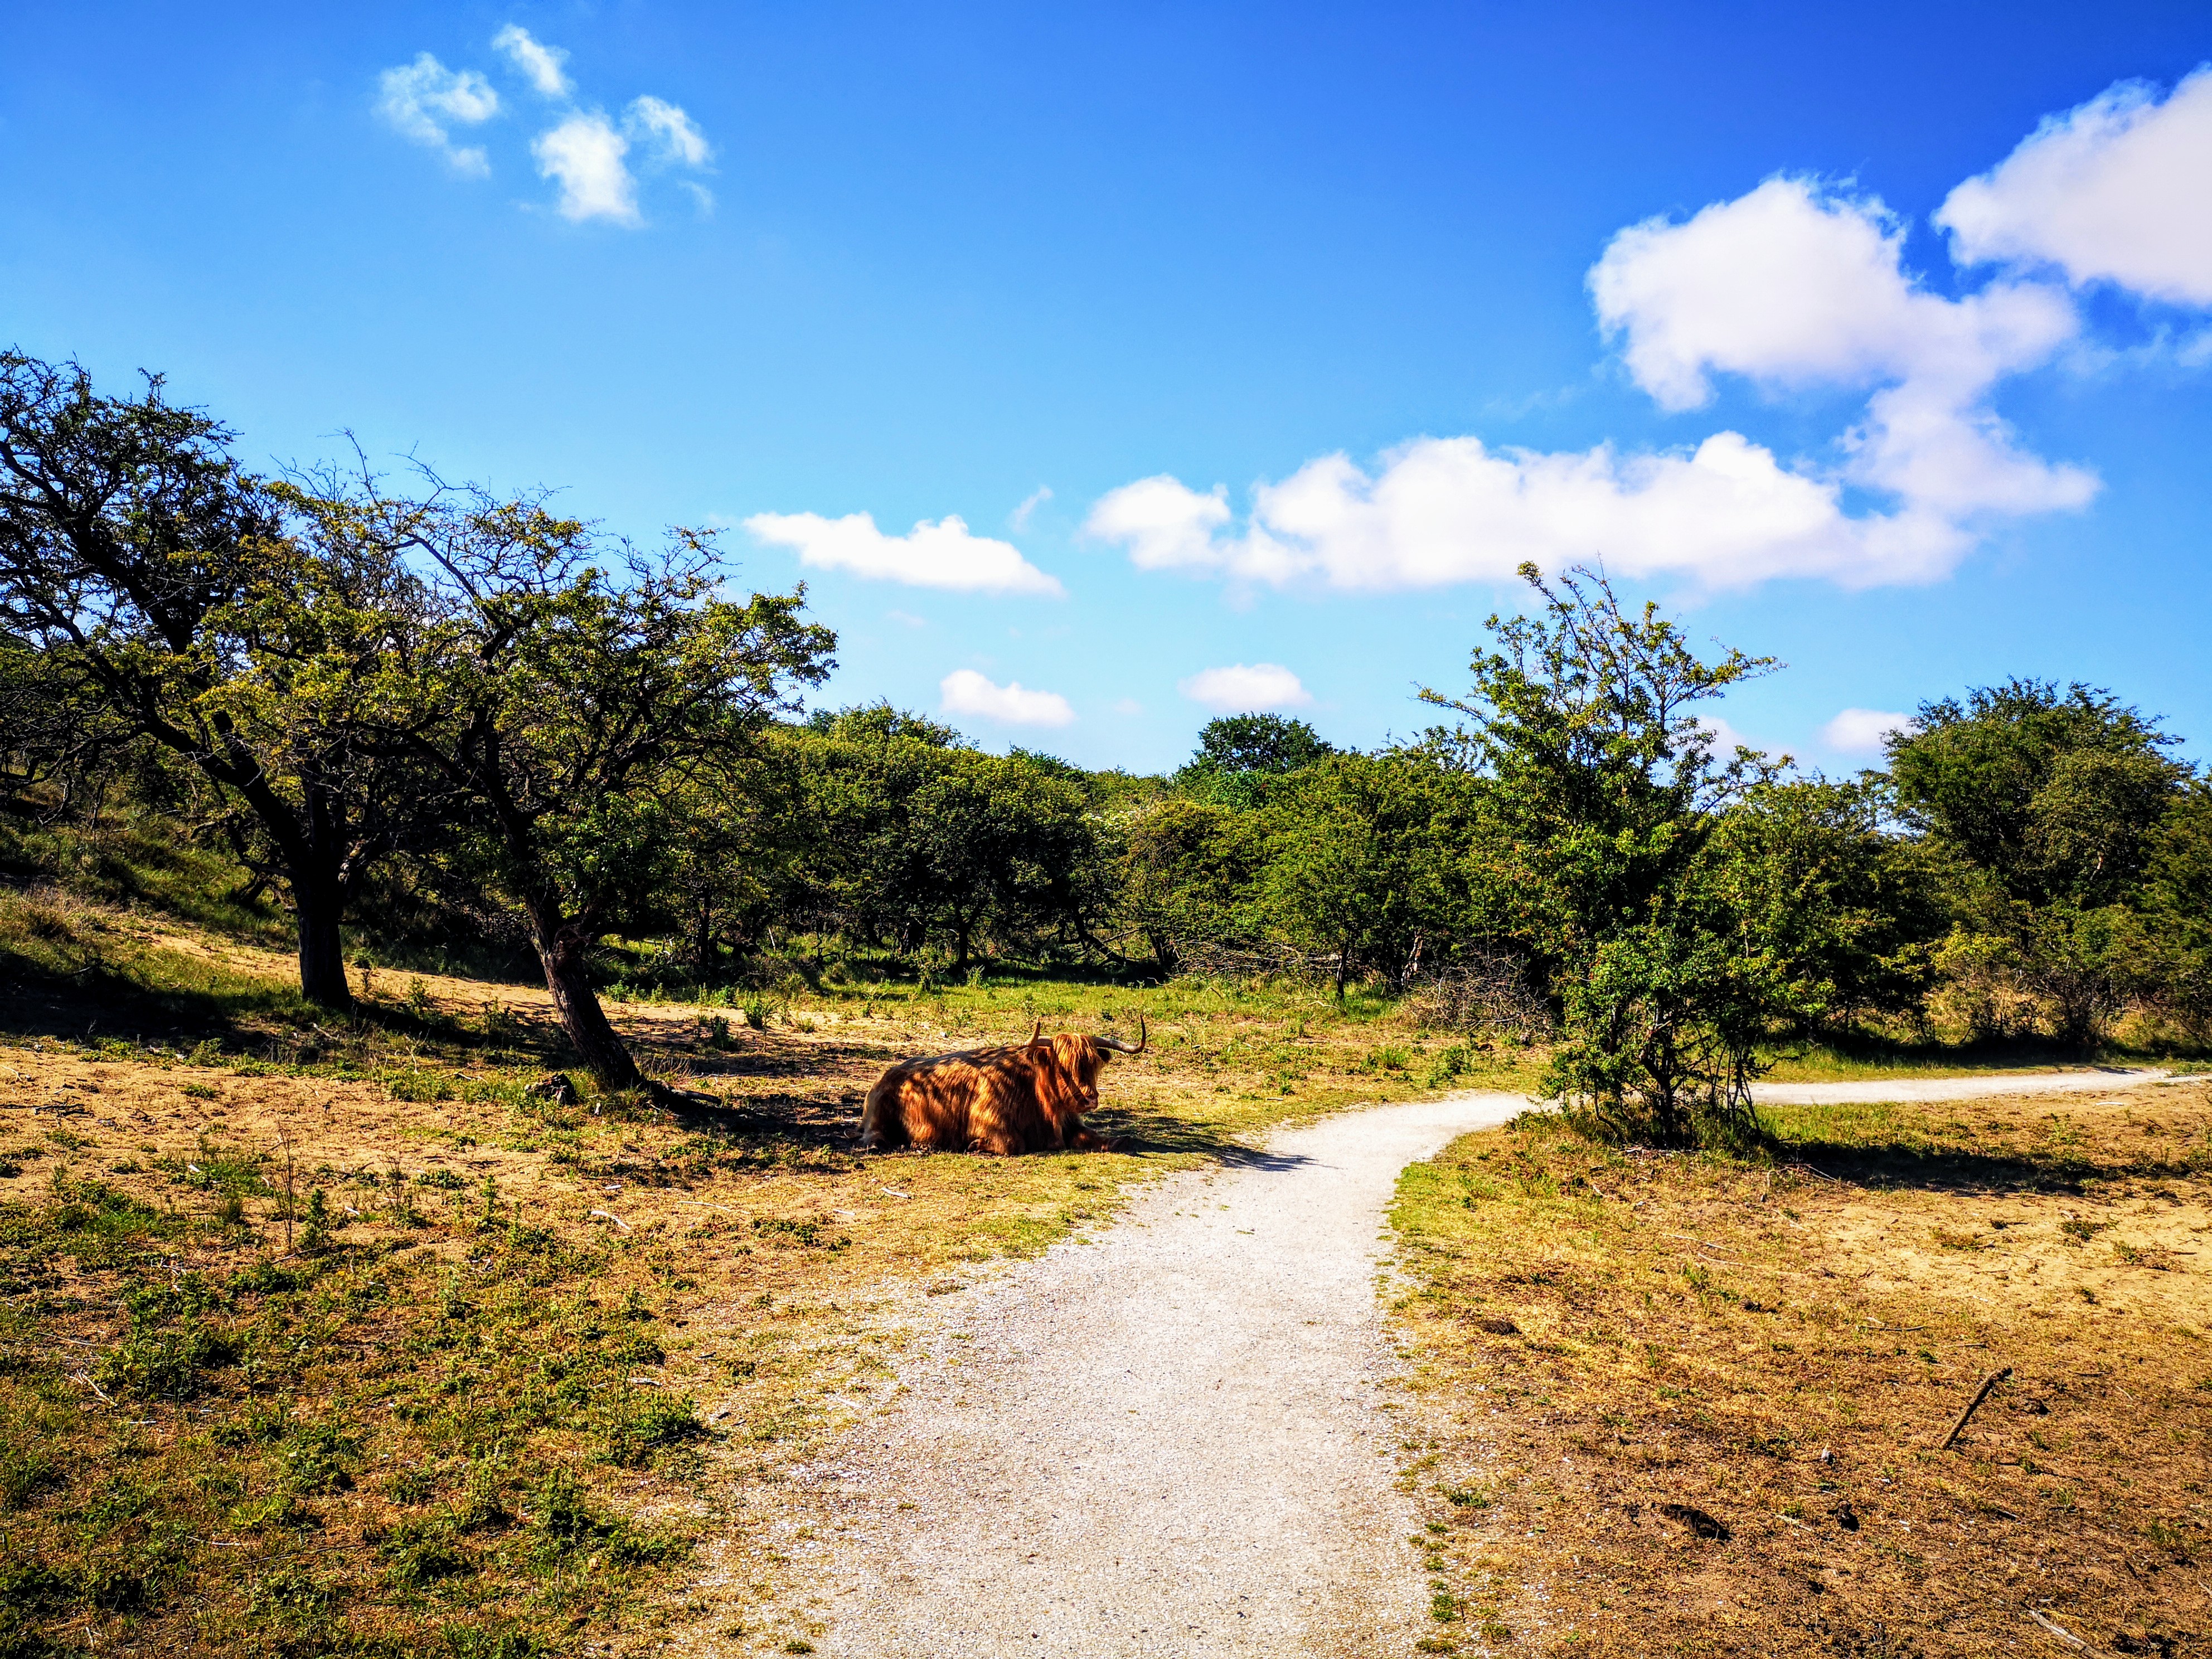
(858, 1018), (1146, 1154)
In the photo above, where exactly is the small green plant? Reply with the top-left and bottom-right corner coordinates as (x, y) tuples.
(386, 1069), (455, 1104)
(299, 1187), (332, 1255)
(1426, 1044), (1475, 1087)
(404, 977), (434, 1021)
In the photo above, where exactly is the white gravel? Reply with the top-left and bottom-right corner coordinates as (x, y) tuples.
(789, 1065), (2175, 1656)
(1749, 1065), (2170, 1105)
(798, 1090), (1526, 1657)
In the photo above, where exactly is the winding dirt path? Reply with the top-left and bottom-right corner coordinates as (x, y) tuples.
(786, 1067), (2172, 1657)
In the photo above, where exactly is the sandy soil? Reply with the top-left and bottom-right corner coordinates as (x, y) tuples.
(765, 1065), (2184, 1658)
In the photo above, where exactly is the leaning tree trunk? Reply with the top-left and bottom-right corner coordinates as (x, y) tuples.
(527, 902), (643, 1090)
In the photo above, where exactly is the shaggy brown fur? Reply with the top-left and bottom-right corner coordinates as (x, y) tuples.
(858, 1020), (1141, 1154)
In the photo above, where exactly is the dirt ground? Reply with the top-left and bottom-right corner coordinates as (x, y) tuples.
(1388, 1086), (2212, 1658)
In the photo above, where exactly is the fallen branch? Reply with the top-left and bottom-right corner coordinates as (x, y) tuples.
(1939, 1365), (2012, 1451)
(588, 1208), (632, 1232)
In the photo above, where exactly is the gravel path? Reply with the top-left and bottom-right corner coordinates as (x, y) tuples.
(1749, 1065), (2170, 1105)
(792, 1066), (2174, 1656)
(799, 1091), (1527, 1657)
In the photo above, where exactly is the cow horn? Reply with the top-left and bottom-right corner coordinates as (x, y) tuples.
(1027, 1017), (1044, 1047)
(1095, 1014), (1147, 1055)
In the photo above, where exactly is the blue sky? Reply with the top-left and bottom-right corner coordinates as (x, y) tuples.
(4, 2), (2209, 772)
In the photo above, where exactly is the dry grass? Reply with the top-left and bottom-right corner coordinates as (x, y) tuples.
(1387, 1088), (2212, 1657)
(0, 891), (1543, 1656)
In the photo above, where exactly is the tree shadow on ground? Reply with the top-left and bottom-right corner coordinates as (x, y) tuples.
(0, 948), (579, 1075)
(1773, 1134), (2203, 1197)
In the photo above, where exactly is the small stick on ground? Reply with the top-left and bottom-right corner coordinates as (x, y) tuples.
(2026, 1607), (2088, 1649)
(279, 1130), (295, 1255)
(1938, 1365), (2012, 1451)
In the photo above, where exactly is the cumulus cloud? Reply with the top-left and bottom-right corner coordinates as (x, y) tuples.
(744, 511), (1065, 596)
(940, 669), (1076, 727)
(1822, 707), (1917, 753)
(376, 54), (498, 174)
(533, 112), (638, 224)
(492, 25), (571, 98)
(1938, 66), (2212, 306)
(1178, 663), (1312, 711)
(627, 95), (711, 166)
(1091, 170), (2103, 594)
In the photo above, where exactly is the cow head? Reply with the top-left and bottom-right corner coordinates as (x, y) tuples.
(1045, 1016), (1147, 1104)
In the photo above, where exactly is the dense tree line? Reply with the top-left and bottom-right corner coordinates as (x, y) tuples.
(4, 352), (2207, 1136)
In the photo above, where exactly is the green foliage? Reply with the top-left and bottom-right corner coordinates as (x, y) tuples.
(1422, 564), (1803, 1142)
(1891, 678), (2195, 1042)
(1255, 753), (1468, 996)
(1174, 713), (1335, 809)
(775, 721), (1099, 970)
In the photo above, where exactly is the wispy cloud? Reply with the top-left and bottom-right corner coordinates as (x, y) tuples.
(940, 670), (1076, 727)
(376, 54), (498, 175)
(1009, 486), (1054, 531)
(627, 95), (711, 166)
(1178, 663), (1311, 711)
(492, 25), (571, 99)
(745, 511), (1064, 596)
(377, 30), (712, 227)
(1822, 707), (1916, 752)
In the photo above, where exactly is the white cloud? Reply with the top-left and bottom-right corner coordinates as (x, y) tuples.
(1092, 172), (2099, 595)
(1092, 433), (1948, 591)
(1009, 486), (1054, 531)
(376, 54), (499, 175)
(744, 511), (1065, 596)
(1592, 177), (2089, 522)
(1109, 696), (1144, 716)
(1178, 663), (1312, 711)
(1084, 476), (1233, 573)
(533, 112), (638, 225)
(1938, 66), (2212, 307)
(627, 95), (711, 167)
(492, 25), (571, 99)
(1822, 707), (1917, 752)
(940, 669), (1076, 727)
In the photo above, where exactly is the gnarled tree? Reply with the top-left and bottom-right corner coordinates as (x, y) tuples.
(0, 352), (436, 1008)
(289, 477), (836, 1088)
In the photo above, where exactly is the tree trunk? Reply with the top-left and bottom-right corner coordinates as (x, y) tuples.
(529, 905), (643, 1090)
(295, 882), (353, 1012)
(1334, 938), (1352, 1001)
